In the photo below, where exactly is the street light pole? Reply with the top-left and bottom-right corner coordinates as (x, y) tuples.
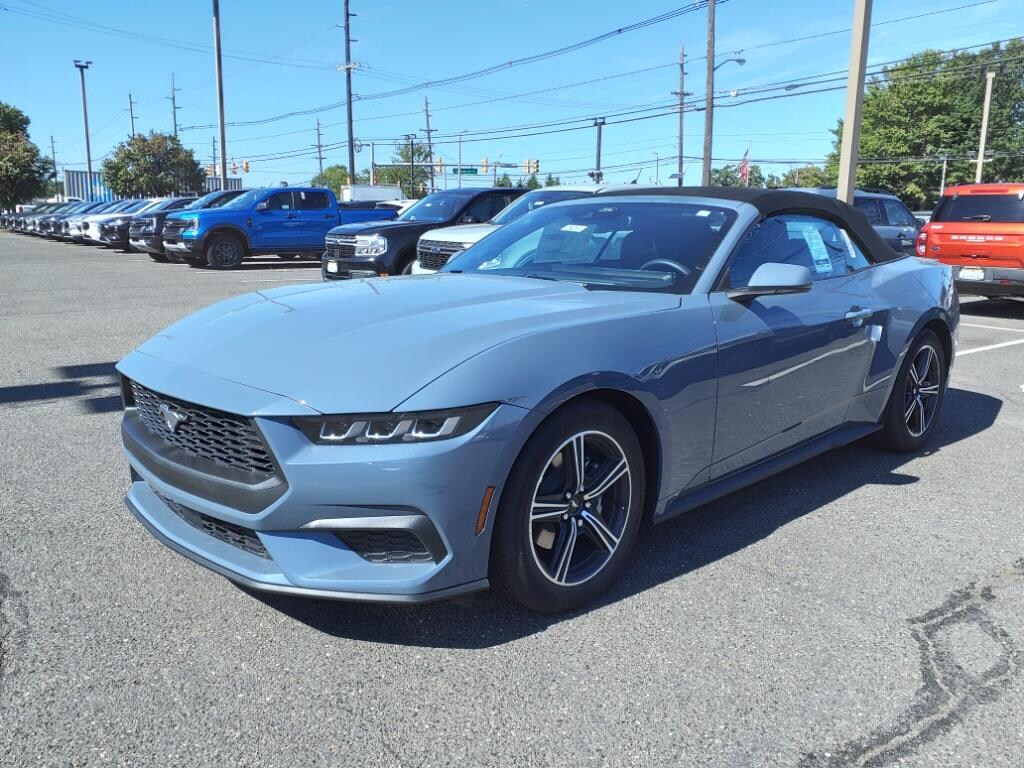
(674, 45), (687, 187)
(73, 60), (93, 202)
(594, 117), (606, 183)
(211, 0), (228, 190)
(343, 0), (357, 185)
(701, 0), (715, 186)
(976, 70), (996, 183)
(457, 132), (464, 189)
(836, 0), (873, 204)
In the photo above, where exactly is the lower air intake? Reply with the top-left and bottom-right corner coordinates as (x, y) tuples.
(335, 530), (434, 564)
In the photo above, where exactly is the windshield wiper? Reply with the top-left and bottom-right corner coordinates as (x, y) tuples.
(962, 214), (992, 221)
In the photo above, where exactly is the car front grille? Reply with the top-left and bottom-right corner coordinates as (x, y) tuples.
(154, 490), (270, 560)
(163, 221), (186, 239)
(335, 529), (434, 564)
(326, 235), (357, 259)
(416, 240), (465, 271)
(130, 381), (278, 477)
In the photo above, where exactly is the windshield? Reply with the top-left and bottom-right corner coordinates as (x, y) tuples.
(115, 199), (152, 214)
(490, 189), (592, 226)
(444, 200), (736, 293)
(221, 189), (264, 210)
(398, 191), (475, 223)
(186, 190), (242, 210)
(148, 197), (191, 212)
(932, 193), (1024, 223)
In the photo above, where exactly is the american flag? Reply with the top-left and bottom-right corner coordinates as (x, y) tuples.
(738, 147), (750, 186)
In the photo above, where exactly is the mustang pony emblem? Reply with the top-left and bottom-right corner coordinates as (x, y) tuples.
(158, 403), (189, 433)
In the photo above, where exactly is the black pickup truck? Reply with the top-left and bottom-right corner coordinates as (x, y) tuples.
(322, 187), (524, 280)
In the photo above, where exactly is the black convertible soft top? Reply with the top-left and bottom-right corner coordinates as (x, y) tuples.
(598, 186), (903, 262)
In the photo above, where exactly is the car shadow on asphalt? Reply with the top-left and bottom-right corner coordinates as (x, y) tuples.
(147, 258), (323, 272)
(959, 299), (1024, 319)
(0, 362), (122, 414)
(249, 386), (1002, 649)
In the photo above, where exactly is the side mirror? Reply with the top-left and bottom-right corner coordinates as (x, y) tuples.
(728, 263), (813, 301)
(255, 200), (269, 212)
(914, 217), (927, 228)
(460, 215), (478, 224)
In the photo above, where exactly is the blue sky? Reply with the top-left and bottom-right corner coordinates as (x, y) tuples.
(1, 0), (1018, 189)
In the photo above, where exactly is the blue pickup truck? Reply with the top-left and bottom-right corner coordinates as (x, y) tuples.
(162, 187), (397, 269)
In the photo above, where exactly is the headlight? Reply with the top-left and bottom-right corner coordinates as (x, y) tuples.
(181, 218), (198, 232)
(138, 218), (156, 233)
(111, 217), (129, 226)
(355, 234), (387, 257)
(293, 404), (496, 445)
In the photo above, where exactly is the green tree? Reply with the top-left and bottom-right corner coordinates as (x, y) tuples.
(0, 102), (31, 135)
(824, 40), (1024, 208)
(524, 173), (541, 190)
(543, 173), (561, 187)
(102, 132), (205, 196)
(311, 164), (349, 193)
(781, 164), (832, 188)
(0, 130), (50, 209)
(709, 163), (779, 188)
(370, 142), (432, 197)
(495, 173), (513, 188)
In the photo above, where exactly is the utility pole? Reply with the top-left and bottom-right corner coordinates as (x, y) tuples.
(837, 0), (873, 204)
(167, 73), (181, 137)
(73, 60), (93, 201)
(457, 133), (463, 188)
(593, 117), (606, 183)
(343, 0), (357, 185)
(314, 119), (325, 177)
(701, 0), (715, 186)
(654, 152), (660, 185)
(673, 45), (687, 186)
(976, 70), (996, 183)
(370, 141), (376, 185)
(211, 137), (218, 184)
(128, 92), (138, 137)
(939, 153), (948, 195)
(211, 0), (229, 190)
(49, 136), (60, 200)
(423, 97), (435, 193)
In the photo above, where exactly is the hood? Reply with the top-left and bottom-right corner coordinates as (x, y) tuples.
(327, 218), (442, 237)
(168, 208), (238, 224)
(85, 212), (132, 223)
(134, 274), (680, 414)
(419, 223), (499, 245)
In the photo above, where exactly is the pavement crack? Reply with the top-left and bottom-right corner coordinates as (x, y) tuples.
(800, 561), (1024, 767)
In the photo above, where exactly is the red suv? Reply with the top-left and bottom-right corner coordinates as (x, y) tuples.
(918, 183), (1024, 298)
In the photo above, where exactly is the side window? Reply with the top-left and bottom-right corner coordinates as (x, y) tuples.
(168, 199), (192, 211)
(727, 214), (855, 288)
(462, 195), (505, 223)
(882, 198), (916, 227)
(264, 192), (294, 211)
(296, 191), (330, 210)
(853, 197), (883, 225)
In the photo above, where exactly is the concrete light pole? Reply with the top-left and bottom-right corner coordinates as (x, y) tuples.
(836, 0), (873, 204)
(211, 0), (229, 190)
(700, 0), (715, 186)
(975, 70), (996, 183)
(73, 60), (93, 201)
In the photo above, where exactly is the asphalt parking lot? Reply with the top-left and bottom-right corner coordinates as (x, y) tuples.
(2, 232), (1024, 767)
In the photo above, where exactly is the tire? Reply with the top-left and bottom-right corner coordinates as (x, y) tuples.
(877, 329), (947, 452)
(147, 252), (168, 263)
(490, 399), (646, 613)
(204, 233), (246, 269)
(183, 253), (206, 268)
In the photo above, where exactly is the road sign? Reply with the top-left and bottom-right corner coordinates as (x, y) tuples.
(452, 167), (478, 175)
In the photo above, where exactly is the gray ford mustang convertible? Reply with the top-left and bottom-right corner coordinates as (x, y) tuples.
(117, 187), (957, 612)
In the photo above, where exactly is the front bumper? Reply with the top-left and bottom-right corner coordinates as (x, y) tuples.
(409, 260), (439, 275)
(954, 265), (1024, 297)
(322, 254), (388, 281)
(129, 235), (162, 254)
(164, 237), (198, 255)
(118, 366), (539, 601)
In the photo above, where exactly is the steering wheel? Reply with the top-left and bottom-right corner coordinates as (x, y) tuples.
(640, 259), (691, 277)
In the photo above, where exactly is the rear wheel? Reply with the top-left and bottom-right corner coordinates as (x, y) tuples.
(878, 329), (947, 452)
(490, 400), (645, 613)
(204, 234), (245, 269)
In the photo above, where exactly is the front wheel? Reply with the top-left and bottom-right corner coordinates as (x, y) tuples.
(490, 400), (645, 613)
(147, 253), (168, 263)
(204, 234), (245, 269)
(877, 329), (947, 452)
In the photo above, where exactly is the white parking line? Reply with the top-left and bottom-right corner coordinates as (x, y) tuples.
(961, 323), (1024, 334)
(240, 277), (322, 283)
(958, 338), (1024, 356)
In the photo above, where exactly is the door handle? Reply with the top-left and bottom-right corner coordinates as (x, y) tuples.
(845, 307), (873, 326)
(323, 214), (333, 219)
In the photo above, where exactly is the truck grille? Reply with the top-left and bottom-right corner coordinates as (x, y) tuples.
(130, 381), (277, 477)
(326, 235), (357, 259)
(163, 221), (186, 239)
(155, 490), (270, 560)
(416, 240), (465, 271)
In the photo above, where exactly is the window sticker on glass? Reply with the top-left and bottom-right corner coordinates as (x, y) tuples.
(561, 224), (588, 232)
(696, 209), (711, 217)
(786, 221), (833, 274)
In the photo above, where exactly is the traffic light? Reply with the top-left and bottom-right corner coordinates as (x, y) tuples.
(523, 159), (531, 174)
(531, 159), (540, 174)
(206, 165), (215, 177)
(231, 162), (239, 174)
(242, 160), (250, 173)
(481, 158), (488, 173)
